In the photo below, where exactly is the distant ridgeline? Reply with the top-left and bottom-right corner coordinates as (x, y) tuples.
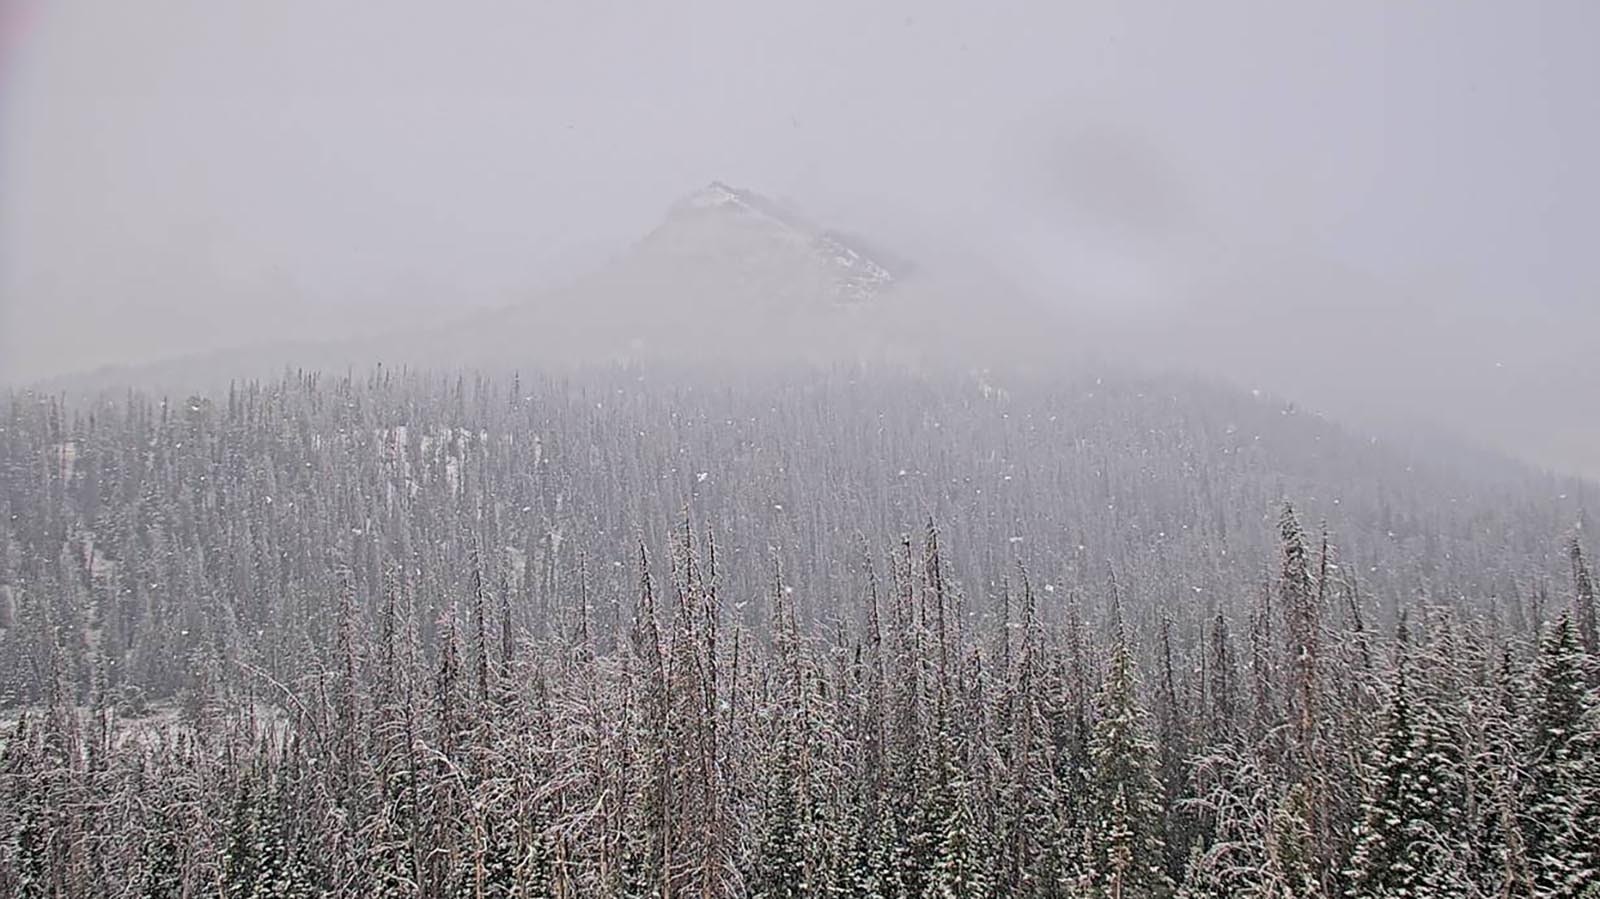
(0, 367), (1596, 897)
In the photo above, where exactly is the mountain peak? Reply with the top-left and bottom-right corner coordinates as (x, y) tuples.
(678, 180), (758, 211)
(670, 180), (804, 226)
(657, 181), (896, 304)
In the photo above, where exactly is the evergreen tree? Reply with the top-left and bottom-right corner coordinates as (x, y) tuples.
(513, 817), (555, 899)
(366, 799), (418, 898)
(925, 740), (992, 899)
(1269, 783), (1326, 899)
(1525, 614), (1600, 897)
(251, 758), (318, 899)
(223, 772), (261, 899)
(752, 741), (809, 899)
(1572, 537), (1599, 665)
(481, 814), (519, 899)
(869, 801), (909, 899)
(13, 789), (50, 899)
(140, 802), (185, 899)
(1344, 625), (1467, 899)
(1458, 648), (1535, 898)
(752, 559), (814, 899)
(1083, 627), (1172, 899)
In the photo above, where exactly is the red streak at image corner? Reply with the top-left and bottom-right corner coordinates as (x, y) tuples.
(0, 0), (30, 74)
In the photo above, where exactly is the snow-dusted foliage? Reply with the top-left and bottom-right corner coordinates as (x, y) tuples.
(0, 368), (1595, 896)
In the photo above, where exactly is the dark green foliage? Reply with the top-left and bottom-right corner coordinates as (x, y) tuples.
(1083, 636), (1172, 899)
(1344, 636), (1467, 899)
(1526, 615), (1600, 897)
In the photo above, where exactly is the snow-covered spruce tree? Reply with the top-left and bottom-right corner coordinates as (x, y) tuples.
(1525, 613), (1600, 897)
(661, 520), (738, 898)
(1343, 619), (1468, 899)
(833, 542), (898, 899)
(1000, 567), (1070, 897)
(251, 749), (319, 899)
(478, 809), (520, 899)
(365, 799), (419, 898)
(1153, 613), (1194, 884)
(1571, 537), (1599, 667)
(223, 765), (262, 899)
(1205, 609), (1240, 746)
(620, 542), (670, 899)
(1248, 579), (1283, 758)
(1052, 588), (1095, 892)
(906, 522), (958, 897)
(923, 588), (994, 899)
(0, 711), (47, 898)
(877, 532), (935, 899)
(1268, 782), (1326, 899)
(866, 791), (910, 899)
(1279, 505), (1320, 767)
(1318, 568), (1381, 891)
(925, 753), (994, 899)
(366, 584), (423, 899)
(1082, 601), (1172, 899)
(752, 723), (809, 899)
(1467, 648), (1536, 899)
(512, 820), (555, 899)
(751, 557), (813, 899)
(832, 799), (876, 899)
(11, 777), (50, 899)
(140, 798), (186, 899)
(427, 598), (469, 899)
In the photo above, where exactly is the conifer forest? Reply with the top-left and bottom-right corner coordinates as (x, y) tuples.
(0, 368), (1595, 898)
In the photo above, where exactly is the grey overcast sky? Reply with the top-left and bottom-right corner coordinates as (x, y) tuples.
(1, 1), (1596, 475)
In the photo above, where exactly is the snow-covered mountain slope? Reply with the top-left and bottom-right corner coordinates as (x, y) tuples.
(466, 180), (915, 364)
(31, 181), (1066, 388)
(414, 181), (1062, 370)
(653, 181), (896, 305)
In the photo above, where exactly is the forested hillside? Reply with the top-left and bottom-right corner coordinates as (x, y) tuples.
(0, 367), (1595, 897)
